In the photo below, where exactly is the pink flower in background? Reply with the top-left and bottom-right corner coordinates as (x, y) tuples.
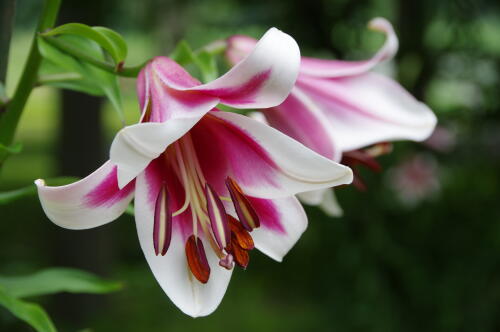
(424, 126), (457, 153)
(387, 154), (440, 207)
(226, 18), (437, 215)
(35, 29), (353, 317)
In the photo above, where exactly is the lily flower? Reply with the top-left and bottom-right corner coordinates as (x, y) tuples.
(226, 18), (437, 215)
(35, 28), (353, 317)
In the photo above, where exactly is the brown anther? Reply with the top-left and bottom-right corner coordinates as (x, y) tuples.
(226, 177), (260, 231)
(185, 235), (211, 284)
(228, 215), (254, 250)
(228, 238), (250, 269)
(342, 150), (381, 172)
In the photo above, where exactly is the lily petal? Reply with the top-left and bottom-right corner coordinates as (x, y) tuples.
(264, 87), (341, 162)
(300, 17), (398, 77)
(225, 35), (258, 65)
(319, 189), (344, 217)
(146, 57), (220, 122)
(35, 161), (134, 229)
(196, 27), (300, 108)
(298, 189), (344, 217)
(249, 196), (307, 262)
(297, 72), (437, 152)
(145, 27), (300, 123)
(198, 112), (353, 199)
(134, 166), (232, 317)
(110, 117), (202, 189)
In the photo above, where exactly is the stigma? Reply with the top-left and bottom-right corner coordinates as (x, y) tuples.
(153, 133), (260, 283)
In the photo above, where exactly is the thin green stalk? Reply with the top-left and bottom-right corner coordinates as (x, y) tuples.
(0, 0), (61, 167)
(37, 72), (82, 85)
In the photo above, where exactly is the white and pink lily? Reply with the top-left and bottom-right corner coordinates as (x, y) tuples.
(225, 18), (437, 215)
(35, 28), (353, 317)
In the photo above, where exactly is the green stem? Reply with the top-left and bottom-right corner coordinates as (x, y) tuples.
(37, 72), (82, 85)
(0, 0), (61, 167)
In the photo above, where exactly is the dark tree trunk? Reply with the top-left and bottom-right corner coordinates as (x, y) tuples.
(397, 0), (434, 100)
(50, 0), (115, 327)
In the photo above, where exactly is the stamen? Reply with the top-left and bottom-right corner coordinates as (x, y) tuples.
(205, 184), (230, 250)
(226, 177), (260, 231)
(228, 215), (254, 250)
(153, 185), (172, 256)
(342, 150), (381, 172)
(365, 142), (392, 158)
(185, 235), (210, 284)
(228, 238), (250, 269)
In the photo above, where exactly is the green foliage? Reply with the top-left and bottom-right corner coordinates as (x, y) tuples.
(0, 268), (122, 298)
(0, 268), (122, 332)
(38, 35), (124, 123)
(0, 82), (7, 106)
(170, 40), (218, 83)
(0, 287), (56, 332)
(0, 142), (22, 156)
(42, 23), (128, 67)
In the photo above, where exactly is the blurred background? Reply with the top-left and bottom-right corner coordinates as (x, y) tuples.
(1, 0), (500, 331)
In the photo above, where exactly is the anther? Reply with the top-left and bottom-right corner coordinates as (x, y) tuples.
(225, 177), (260, 231)
(228, 215), (254, 250)
(205, 183), (230, 250)
(153, 184), (172, 256)
(185, 235), (211, 284)
(228, 238), (250, 269)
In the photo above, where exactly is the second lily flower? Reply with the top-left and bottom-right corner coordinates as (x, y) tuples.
(225, 18), (437, 215)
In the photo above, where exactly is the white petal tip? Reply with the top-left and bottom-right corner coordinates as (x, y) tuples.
(34, 179), (45, 187)
(256, 245), (284, 262)
(368, 17), (392, 32)
(341, 166), (355, 185)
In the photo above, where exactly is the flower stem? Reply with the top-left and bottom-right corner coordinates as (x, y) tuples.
(0, 0), (61, 168)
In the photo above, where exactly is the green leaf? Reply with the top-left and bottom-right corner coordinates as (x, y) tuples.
(125, 203), (134, 216)
(92, 27), (128, 66)
(0, 268), (122, 298)
(169, 40), (196, 66)
(0, 142), (22, 155)
(0, 177), (78, 205)
(38, 36), (125, 123)
(169, 40), (218, 83)
(43, 23), (127, 65)
(0, 81), (7, 106)
(194, 51), (218, 83)
(0, 287), (57, 332)
(39, 60), (102, 96)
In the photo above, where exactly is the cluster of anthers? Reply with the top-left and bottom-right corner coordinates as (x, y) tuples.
(341, 142), (393, 191)
(153, 133), (259, 283)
